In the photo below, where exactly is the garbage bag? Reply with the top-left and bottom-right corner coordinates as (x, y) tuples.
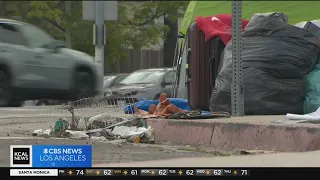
(209, 12), (320, 115)
(304, 64), (320, 114)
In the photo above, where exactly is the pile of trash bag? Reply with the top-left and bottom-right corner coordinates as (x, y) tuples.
(209, 12), (320, 115)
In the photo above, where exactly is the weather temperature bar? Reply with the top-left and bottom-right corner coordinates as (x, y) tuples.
(57, 168), (250, 176)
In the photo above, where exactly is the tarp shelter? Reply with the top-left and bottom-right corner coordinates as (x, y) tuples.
(180, 1), (320, 36)
(180, 1), (221, 36)
(174, 1), (320, 104)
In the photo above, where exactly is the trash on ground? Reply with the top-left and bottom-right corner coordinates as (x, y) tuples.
(32, 128), (52, 136)
(167, 111), (230, 119)
(90, 136), (107, 141)
(86, 112), (110, 127)
(286, 106), (320, 123)
(127, 135), (140, 143)
(239, 150), (276, 155)
(32, 129), (43, 136)
(32, 110), (154, 144)
(273, 120), (307, 124)
(65, 130), (89, 139)
(86, 118), (154, 143)
(112, 126), (149, 138)
(86, 115), (124, 130)
(54, 117), (69, 132)
(76, 118), (86, 131)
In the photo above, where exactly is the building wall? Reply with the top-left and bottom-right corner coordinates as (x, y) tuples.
(105, 48), (164, 74)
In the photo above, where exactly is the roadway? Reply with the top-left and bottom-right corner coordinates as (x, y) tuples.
(0, 106), (213, 167)
(1, 106), (319, 167)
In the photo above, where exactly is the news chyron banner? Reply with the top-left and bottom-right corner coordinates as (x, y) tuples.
(10, 145), (92, 167)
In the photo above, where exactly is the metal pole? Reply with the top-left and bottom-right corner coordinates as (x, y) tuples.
(231, 0), (244, 116)
(95, 1), (105, 97)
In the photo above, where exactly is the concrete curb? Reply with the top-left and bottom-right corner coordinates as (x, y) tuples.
(145, 117), (320, 152)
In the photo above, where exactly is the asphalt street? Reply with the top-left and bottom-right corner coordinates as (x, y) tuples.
(1, 106), (319, 167)
(0, 106), (216, 167)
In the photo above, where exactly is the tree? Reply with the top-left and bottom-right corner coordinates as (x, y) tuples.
(108, 1), (188, 64)
(163, 16), (179, 67)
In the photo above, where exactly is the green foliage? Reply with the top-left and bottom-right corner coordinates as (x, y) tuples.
(27, 1), (62, 20)
(1, 1), (189, 64)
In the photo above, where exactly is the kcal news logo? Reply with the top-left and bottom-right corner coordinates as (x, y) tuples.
(10, 145), (92, 168)
(10, 145), (33, 167)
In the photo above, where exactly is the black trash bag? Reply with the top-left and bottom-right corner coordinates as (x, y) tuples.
(209, 13), (320, 115)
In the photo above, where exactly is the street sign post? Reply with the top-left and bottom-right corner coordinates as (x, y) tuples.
(231, 0), (244, 116)
(82, 1), (118, 21)
(82, 1), (118, 97)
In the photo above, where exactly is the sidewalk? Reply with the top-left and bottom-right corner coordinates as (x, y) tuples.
(95, 150), (320, 167)
(145, 116), (320, 152)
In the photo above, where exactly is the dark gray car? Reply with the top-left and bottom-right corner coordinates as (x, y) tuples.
(110, 68), (175, 103)
(103, 74), (128, 96)
(0, 19), (102, 106)
(104, 74), (128, 89)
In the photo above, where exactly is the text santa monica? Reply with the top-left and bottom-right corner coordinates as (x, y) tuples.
(44, 148), (83, 154)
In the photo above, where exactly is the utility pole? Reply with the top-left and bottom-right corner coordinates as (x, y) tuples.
(231, 0), (244, 116)
(95, 1), (105, 97)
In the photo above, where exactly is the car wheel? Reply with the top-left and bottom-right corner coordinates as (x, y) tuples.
(0, 70), (11, 107)
(73, 72), (95, 100)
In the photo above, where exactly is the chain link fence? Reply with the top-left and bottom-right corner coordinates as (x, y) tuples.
(47, 93), (138, 130)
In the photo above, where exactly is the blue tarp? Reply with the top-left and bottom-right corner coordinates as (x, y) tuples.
(124, 98), (191, 114)
(124, 98), (211, 114)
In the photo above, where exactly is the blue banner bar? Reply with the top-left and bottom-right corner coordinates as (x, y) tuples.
(32, 145), (92, 168)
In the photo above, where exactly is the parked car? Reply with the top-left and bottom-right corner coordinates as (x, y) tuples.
(34, 99), (66, 106)
(104, 74), (128, 88)
(0, 19), (102, 107)
(110, 68), (175, 104)
(103, 74), (128, 97)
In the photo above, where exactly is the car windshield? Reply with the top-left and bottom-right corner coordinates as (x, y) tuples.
(120, 71), (165, 85)
(103, 76), (116, 88)
(19, 24), (54, 48)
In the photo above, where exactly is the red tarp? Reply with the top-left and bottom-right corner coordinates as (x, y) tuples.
(195, 14), (249, 44)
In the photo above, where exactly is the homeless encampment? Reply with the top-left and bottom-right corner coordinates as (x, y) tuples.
(209, 13), (320, 115)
